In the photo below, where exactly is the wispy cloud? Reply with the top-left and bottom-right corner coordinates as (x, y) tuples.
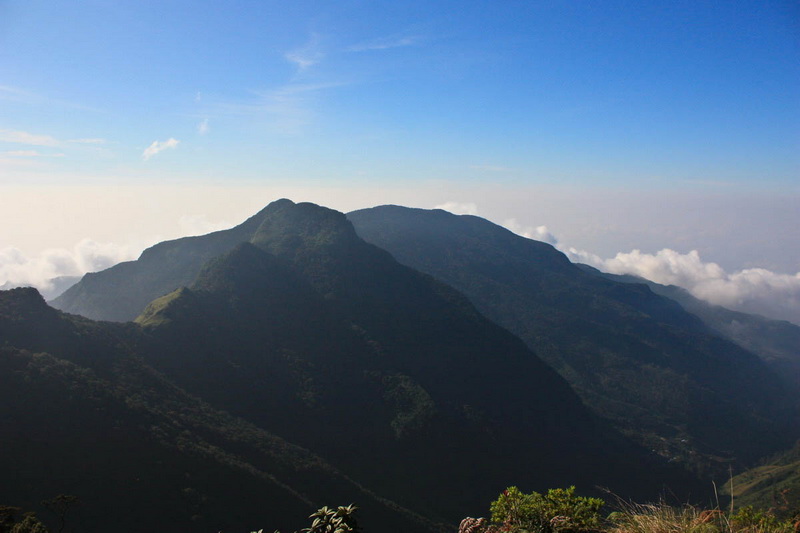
(197, 35), (351, 134)
(347, 34), (424, 52)
(285, 34), (325, 72)
(210, 82), (346, 135)
(261, 82), (345, 133)
(2, 150), (65, 158)
(0, 129), (108, 148)
(0, 85), (34, 101)
(142, 138), (180, 160)
(0, 129), (61, 147)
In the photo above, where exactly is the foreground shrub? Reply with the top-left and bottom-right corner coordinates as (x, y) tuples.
(489, 486), (605, 532)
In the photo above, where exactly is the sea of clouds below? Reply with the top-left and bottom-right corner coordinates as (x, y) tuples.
(1, 211), (799, 327)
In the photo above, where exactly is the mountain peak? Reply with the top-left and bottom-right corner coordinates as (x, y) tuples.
(251, 200), (358, 253)
(0, 287), (53, 321)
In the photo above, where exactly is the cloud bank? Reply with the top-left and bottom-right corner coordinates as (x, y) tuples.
(0, 240), (144, 299)
(565, 247), (800, 325)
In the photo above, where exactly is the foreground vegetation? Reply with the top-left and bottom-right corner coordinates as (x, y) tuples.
(261, 486), (800, 533)
(470, 486), (800, 533)
(4, 486), (799, 533)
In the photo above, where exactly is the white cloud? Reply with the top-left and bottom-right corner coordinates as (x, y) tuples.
(434, 201), (479, 215)
(142, 138), (180, 160)
(0, 129), (60, 147)
(0, 239), (144, 297)
(564, 246), (800, 326)
(502, 219), (558, 245)
(197, 118), (210, 135)
(245, 82), (346, 134)
(285, 34), (324, 72)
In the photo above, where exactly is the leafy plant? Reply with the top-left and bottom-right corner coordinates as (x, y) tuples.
(0, 506), (48, 533)
(489, 486), (604, 533)
(256, 504), (360, 533)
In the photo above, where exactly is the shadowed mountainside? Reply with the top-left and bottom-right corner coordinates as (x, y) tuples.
(132, 200), (697, 519)
(578, 265), (800, 393)
(347, 205), (798, 476)
(1, 201), (703, 531)
(0, 288), (444, 533)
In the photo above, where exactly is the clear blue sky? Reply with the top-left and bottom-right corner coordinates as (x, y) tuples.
(1, 0), (797, 187)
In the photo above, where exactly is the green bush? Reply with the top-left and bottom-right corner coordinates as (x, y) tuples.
(728, 505), (793, 531)
(489, 486), (604, 533)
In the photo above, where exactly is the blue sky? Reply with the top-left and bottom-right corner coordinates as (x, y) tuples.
(2, 0), (797, 185)
(1, 1), (799, 323)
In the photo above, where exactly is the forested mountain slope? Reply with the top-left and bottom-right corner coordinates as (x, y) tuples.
(348, 205), (798, 476)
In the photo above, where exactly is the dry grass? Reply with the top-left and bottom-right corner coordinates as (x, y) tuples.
(606, 502), (796, 533)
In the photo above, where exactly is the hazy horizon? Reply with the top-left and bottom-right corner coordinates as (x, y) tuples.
(1, 1), (798, 324)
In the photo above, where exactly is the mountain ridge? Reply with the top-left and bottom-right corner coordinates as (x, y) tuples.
(347, 205), (798, 475)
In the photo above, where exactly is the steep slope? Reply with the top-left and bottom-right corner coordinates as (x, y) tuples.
(132, 200), (700, 520)
(578, 265), (800, 391)
(348, 205), (797, 475)
(50, 205), (276, 321)
(0, 288), (445, 533)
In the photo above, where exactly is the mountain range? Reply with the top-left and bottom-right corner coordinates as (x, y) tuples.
(4, 199), (797, 530)
(348, 206), (798, 475)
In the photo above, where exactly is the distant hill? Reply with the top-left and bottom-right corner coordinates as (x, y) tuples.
(348, 205), (798, 476)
